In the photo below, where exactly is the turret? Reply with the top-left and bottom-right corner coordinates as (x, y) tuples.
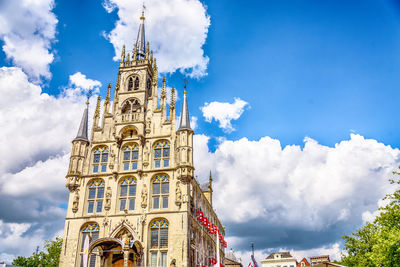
(176, 85), (194, 183)
(66, 102), (90, 193)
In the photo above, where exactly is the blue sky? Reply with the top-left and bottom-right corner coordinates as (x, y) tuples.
(2, 0), (400, 264)
(4, 0), (400, 148)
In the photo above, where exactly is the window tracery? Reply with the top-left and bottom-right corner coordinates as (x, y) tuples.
(87, 179), (104, 214)
(152, 175), (169, 209)
(119, 177), (136, 212)
(149, 219), (168, 267)
(128, 77), (133, 91)
(122, 144), (139, 170)
(92, 146), (108, 173)
(134, 77), (139, 90)
(154, 141), (170, 168)
(121, 99), (141, 114)
(80, 223), (100, 267)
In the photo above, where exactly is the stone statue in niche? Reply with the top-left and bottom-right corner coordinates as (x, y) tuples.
(143, 141), (150, 167)
(109, 149), (115, 170)
(105, 187), (112, 210)
(72, 190), (79, 213)
(141, 184), (148, 208)
(175, 181), (182, 206)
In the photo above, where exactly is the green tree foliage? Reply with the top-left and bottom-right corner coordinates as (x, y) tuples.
(12, 237), (62, 267)
(340, 175), (400, 267)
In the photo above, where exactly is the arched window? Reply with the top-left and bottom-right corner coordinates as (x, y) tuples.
(152, 175), (169, 209)
(93, 146), (108, 173)
(122, 144), (139, 171)
(149, 219), (168, 267)
(134, 77), (139, 90)
(128, 77), (133, 91)
(119, 177), (136, 212)
(154, 141), (170, 168)
(87, 179), (104, 214)
(80, 223), (99, 267)
(147, 79), (152, 96)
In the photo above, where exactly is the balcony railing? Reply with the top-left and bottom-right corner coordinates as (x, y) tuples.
(121, 113), (142, 123)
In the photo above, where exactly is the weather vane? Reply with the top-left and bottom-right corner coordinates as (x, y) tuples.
(86, 90), (92, 105)
(184, 79), (188, 93)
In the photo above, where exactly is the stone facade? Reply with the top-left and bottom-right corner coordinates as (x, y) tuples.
(261, 252), (297, 267)
(59, 13), (225, 267)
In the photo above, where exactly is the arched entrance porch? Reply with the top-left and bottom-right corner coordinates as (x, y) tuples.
(88, 237), (143, 267)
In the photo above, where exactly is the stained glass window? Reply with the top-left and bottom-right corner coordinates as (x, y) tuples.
(87, 179), (104, 214)
(81, 223), (99, 267)
(154, 141), (170, 168)
(149, 219), (168, 267)
(122, 144), (139, 171)
(119, 177), (136, 212)
(152, 175), (169, 209)
(92, 146), (108, 173)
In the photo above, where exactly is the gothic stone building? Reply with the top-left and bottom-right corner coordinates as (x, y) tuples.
(59, 13), (225, 267)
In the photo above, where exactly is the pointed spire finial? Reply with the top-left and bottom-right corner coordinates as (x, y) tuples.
(145, 42), (149, 60)
(136, 6), (146, 59)
(105, 83), (111, 104)
(74, 101), (89, 142)
(170, 87), (176, 108)
(140, 4), (146, 20)
(121, 45), (125, 63)
(178, 80), (192, 131)
(208, 171), (213, 191)
(133, 43), (137, 60)
(161, 77), (166, 98)
(94, 95), (101, 118)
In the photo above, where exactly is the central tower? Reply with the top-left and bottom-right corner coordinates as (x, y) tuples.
(60, 11), (226, 267)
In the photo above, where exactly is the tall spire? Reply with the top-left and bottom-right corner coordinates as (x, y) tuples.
(74, 102), (89, 142)
(136, 9), (146, 59)
(178, 81), (192, 131)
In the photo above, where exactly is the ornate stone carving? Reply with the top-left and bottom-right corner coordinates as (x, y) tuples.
(143, 141), (150, 167)
(66, 175), (80, 192)
(72, 190), (79, 213)
(105, 187), (112, 211)
(109, 149), (115, 170)
(175, 181), (182, 207)
(141, 184), (148, 208)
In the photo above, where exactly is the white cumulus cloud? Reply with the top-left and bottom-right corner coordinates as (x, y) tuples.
(0, 67), (101, 261)
(193, 134), (400, 255)
(0, 0), (58, 81)
(103, 0), (210, 77)
(201, 98), (249, 132)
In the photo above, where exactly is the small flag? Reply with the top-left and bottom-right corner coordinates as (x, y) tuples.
(82, 235), (89, 267)
(215, 231), (220, 267)
(251, 255), (259, 267)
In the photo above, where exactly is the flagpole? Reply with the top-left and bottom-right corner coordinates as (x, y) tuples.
(216, 231), (220, 267)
